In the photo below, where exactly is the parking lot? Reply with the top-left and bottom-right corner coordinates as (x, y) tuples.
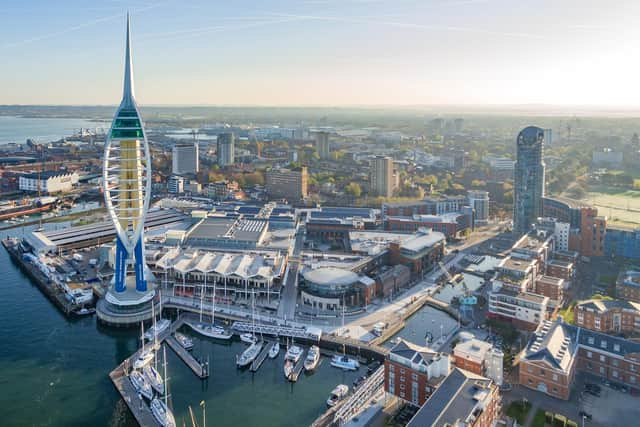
(577, 374), (639, 427)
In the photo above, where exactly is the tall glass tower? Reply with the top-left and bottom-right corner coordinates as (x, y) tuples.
(98, 15), (155, 324)
(513, 126), (545, 234)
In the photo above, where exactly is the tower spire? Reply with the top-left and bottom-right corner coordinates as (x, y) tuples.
(122, 12), (135, 107)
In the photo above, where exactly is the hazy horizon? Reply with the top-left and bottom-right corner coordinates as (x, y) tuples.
(3, 0), (640, 106)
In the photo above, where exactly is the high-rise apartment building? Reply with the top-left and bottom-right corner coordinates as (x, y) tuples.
(371, 155), (394, 198)
(217, 132), (235, 167)
(265, 167), (308, 201)
(513, 126), (546, 233)
(172, 141), (199, 175)
(467, 190), (490, 224)
(313, 131), (330, 160)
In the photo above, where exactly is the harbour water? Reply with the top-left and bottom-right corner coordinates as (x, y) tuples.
(0, 116), (105, 145)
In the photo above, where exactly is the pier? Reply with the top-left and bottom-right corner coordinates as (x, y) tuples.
(166, 335), (209, 378)
(334, 366), (385, 425)
(288, 348), (308, 382)
(250, 341), (273, 373)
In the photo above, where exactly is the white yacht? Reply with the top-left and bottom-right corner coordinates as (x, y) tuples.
(330, 354), (359, 371)
(143, 365), (164, 395)
(285, 345), (303, 363)
(237, 341), (263, 368)
(188, 322), (233, 340)
(268, 342), (280, 359)
(240, 332), (257, 344)
(304, 345), (320, 372)
(129, 370), (153, 400)
(150, 398), (176, 427)
(144, 318), (170, 341)
(133, 350), (154, 369)
(326, 384), (349, 407)
(284, 359), (294, 379)
(174, 332), (194, 351)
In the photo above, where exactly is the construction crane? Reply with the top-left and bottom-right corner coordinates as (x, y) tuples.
(437, 261), (476, 305)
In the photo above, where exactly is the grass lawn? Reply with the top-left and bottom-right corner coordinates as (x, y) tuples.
(558, 302), (576, 324)
(531, 409), (546, 427)
(505, 401), (532, 424)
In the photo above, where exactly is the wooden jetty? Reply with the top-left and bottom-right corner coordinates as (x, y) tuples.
(289, 348), (308, 382)
(109, 363), (158, 427)
(165, 335), (209, 378)
(250, 341), (273, 373)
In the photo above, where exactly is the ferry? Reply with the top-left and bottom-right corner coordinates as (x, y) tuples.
(174, 332), (194, 351)
(237, 341), (263, 368)
(331, 354), (359, 371)
(326, 384), (349, 407)
(304, 345), (320, 372)
(129, 370), (153, 400)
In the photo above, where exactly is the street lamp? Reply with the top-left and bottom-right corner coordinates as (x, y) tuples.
(200, 400), (206, 427)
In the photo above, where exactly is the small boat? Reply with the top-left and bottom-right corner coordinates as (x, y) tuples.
(72, 307), (96, 316)
(129, 370), (153, 400)
(285, 345), (303, 363)
(353, 375), (367, 388)
(188, 322), (233, 340)
(326, 384), (349, 407)
(143, 365), (164, 395)
(268, 342), (280, 359)
(237, 341), (263, 367)
(174, 332), (194, 351)
(240, 332), (257, 344)
(144, 318), (171, 341)
(133, 350), (154, 369)
(150, 398), (176, 427)
(331, 354), (359, 371)
(304, 345), (320, 372)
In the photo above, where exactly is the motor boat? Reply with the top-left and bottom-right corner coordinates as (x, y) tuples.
(240, 332), (257, 344)
(268, 342), (280, 359)
(326, 384), (349, 407)
(330, 354), (359, 371)
(284, 345), (303, 363)
(133, 350), (154, 369)
(284, 359), (294, 379)
(129, 370), (153, 400)
(150, 397), (176, 427)
(144, 318), (170, 341)
(237, 341), (263, 368)
(174, 332), (194, 351)
(304, 345), (320, 372)
(72, 307), (95, 316)
(143, 365), (164, 395)
(188, 322), (232, 340)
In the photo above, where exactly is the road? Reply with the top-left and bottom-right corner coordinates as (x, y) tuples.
(277, 224), (305, 321)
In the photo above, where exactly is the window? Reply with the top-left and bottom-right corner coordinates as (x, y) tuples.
(588, 337), (595, 345)
(400, 376), (405, 383)
(412, 382), (419, 405)
(540, 369), (545, 376)
(553, 374), (559, 381)
(600, 367), (605, 374)
(614, 344), (621, 352)
(577, 312), (584, 324)
(595, 318), (601, 330)
(412, 373), (418, 381)
(389, 365), (395, 372)
(587, 351), (593, 359)
(528, 378), (533, 384)
(613, 370), (619, 378)
(600, 355), (606, 363)
(553, 387), (558, 393)
(389, 383), (395, 394)
(631, 376), (636, 383)
(389, 372), (395, 382)
(600, 340), (607, 349)
(613, 359), (619, 367)
(400, 391), (405, 398)
(586, 362), (593, 370)
(631, 365), (637, 372)
(527, 365), (533, 373)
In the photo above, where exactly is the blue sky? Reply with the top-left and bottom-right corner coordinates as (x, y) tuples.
(2, 0), (640, 106)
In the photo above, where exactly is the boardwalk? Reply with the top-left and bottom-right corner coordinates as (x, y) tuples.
(109, 366), (158, 427)
(250, 341), (273, 373)
(334, 366), (385, 425)
(165, 335), (208, 378)
(289, 348), (308, 382)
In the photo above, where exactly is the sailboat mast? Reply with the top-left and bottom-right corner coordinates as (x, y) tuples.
(163, 345), (169, 407)
(140, 321), (145, 353)
(212, 279), (216, 325)
(152, 299), (158, 370)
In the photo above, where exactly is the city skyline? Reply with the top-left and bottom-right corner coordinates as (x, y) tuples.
(3, 0), (640, 106)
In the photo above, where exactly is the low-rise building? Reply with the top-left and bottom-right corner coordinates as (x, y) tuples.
(384, 211), (473, 238)
(488, 285), (548, 330)
(300, 267), (375, 310)
(452, 336), (503, 386)
(407, 368), (501, 427)
(265, 166), (308, 201)
(546, 258), (574, 282)
(574, 298), (640, 335)
(534, 275), (564, 305)
(388, 228), (446, 275)
(19, 171), (79, 194)
(374, 264), (411, 298)
(384, 339), (450, 406)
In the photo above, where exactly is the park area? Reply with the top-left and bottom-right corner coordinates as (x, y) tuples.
(583, 186), (640, 228)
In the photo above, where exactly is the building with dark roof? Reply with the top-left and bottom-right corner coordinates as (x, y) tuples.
(384, 339), (450, 406)
(407, 368), (500, 427)
(185, 216), (269, 250)
(616, 270), (640, 303)
(519, 318), (640, 400)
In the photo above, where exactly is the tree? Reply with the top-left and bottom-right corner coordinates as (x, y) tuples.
(344, 182), (362, 197)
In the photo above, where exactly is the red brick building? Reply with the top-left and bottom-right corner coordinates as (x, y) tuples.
(574, 298), (640, 335)
(384, 339), (450, 406)
(534, 275), (564, 303)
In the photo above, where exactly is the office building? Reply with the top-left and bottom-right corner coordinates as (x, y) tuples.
(370, 155), (394, 197)
(513, 126), (546, 233)
(172, 141), (199, 175)
(313, 131), (330, 159)
(265, 167), (308, 201)
(167, 175), (185, 194)
(217, 132), (235, 167)
(407, 368), (501, 427)
(467, 190), (489, 224)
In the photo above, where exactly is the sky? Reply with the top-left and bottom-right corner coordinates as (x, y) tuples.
(2, 0), (640, 106)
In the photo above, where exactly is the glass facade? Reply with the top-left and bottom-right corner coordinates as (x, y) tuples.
(514, 126), (546, 233)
